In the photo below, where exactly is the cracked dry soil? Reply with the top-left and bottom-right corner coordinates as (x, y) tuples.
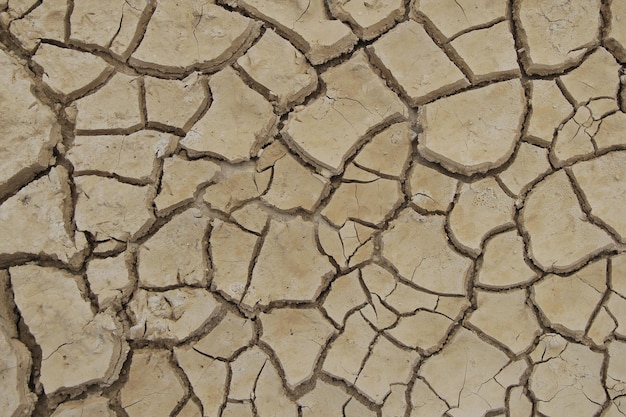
(1, 0), (626, 416)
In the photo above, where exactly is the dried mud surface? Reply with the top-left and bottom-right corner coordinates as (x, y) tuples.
(1, 0), (626, 416)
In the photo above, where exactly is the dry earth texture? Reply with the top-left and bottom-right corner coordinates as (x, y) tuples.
(1, 0), (626, 416)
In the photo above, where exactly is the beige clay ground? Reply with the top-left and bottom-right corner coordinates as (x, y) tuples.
(1, 0), (626, 416)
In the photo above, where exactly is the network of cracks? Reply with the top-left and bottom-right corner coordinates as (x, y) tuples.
(1, 0), (626, 416)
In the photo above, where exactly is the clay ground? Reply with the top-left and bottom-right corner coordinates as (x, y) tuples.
(1, 0), (626, 416)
